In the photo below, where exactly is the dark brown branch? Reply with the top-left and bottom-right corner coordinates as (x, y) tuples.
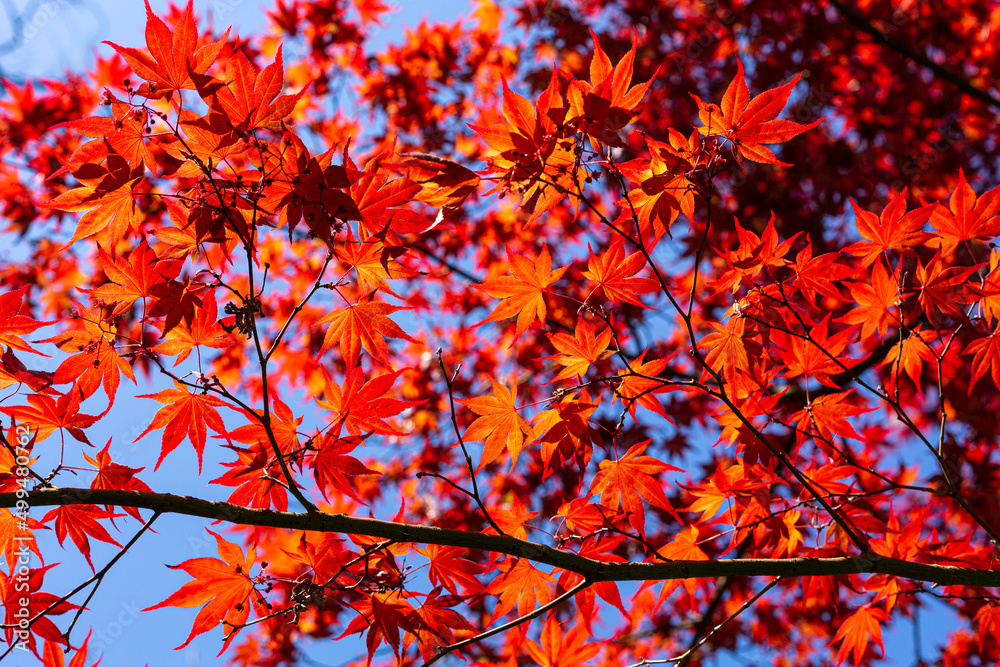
(2, 488), (999, 588)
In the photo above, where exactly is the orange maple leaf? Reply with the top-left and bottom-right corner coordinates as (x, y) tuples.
(135, 379), (230, 471)
(475, 244), (567, 342)
(928, 168), (1000, 256)
(581, 239), (660, 308)
(316, 367), (424, 437)
(213, 46), (307, 131)
(41, 504), (122, 572)
(143, 530), (264, 655)
(0, 389), (98, 444)
(153, 292), (239, 366)
(691, 59), (823, 166)
(589, 440), (682, 538)
(0, 286), (53, 354)
(541, 318), (613, 382)
(830, 605), (887, 667)
(486, 558), (554, 624)
(524, 616), (602, 667)
(843, 192), (934, 267)
(104, 0), (229, 98)
(316, 295), (416, 368)
(457, 377), (537, 472)
(80, 241), (177, 317)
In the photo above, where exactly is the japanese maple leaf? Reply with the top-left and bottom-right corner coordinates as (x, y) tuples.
(843, 192), (934, 267)
(43, 303), (136, 406)
(104, 0), (229, 97)
(653, 525), (710, 603)
(880, 325), (939, 388)
(928, 168), (1000, 256)
(227, 395), (302, 455)
(974, 603), (1000, 652)
(691, 59), (823, 166)
(475, 244), (567, 342)
(144, 530), (264, 655)
(335, 233), (420, 298)
(335, 591), (416, 665)
(486, 558), (554, 624)
(0, 347), (53, 394)
(830, 605), (888, 667)
(42, 504), (122, 572)
(310, 433), (381, 504)
(0, 565), (78, 656)
(135, 379), (230, 471)
(525, 616), (601, 667)
(773, 316), (855, 388)
(84, 438), (153, 521)
(541, 318), (613, 382)
(54, 100), (156, 173)
(566, 30), (655, 147)
(0, 286), (52, 354)
(912, 254), (978, 322)
(616, 133), (695, 239)
(317, 367), (424, 437)
(79, 241), (176, 317)
(470, 78), (577, 223)
(148, 277), (207, 335)
(414, 593), (477, 661)
(788, 244), (854, 307)
(213, 46), (306, 131)
(485, 496), (538, 540)
(42, 633), (90, 667)
(975, 250), (1000, 325)
(581, 239), (660, 308)
(0, 389), (98, 444)
(417, 544), (486, 596)
(791, 390), (872, 443)
(683, 462), (751, 523)
(965, 331), (1000, 392)
(349, 148), (430, 240)
(43, 151), (144, 250)
(711, 213), (799, 294)
(153, 292), (238, 366)
(457, 377), (537, 472)
(316, 295), (416, 368)
(211, 440), (288, 511)
(532, 390), (599, 477)
(393, 152), (481, 214)
(589, 440), (682, 538)
(0, 509), (44, 572)
(699, 319), (765, 390)
(839, 262), (903, 341)
(615, 351), (675, 421)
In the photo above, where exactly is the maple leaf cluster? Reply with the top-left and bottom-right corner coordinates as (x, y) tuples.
(0, 1), (998, 667)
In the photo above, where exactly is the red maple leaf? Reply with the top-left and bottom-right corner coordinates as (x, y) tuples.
(589, 440), (682, 538)
(830, 605), (888, 667)
(691, 59), (823, 166)
(143, 530), (265, 654)
(475, 244), (567, 341)
(103, 0), (229, 98)
(457, 377), (537, 471)
(135, 379), (231, 471)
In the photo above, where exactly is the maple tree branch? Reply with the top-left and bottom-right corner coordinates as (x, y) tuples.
(827, 0), (1000, 111)
(2, 488), (999, 588)
(419, 577), (592, 667)
(265, 250), (334, 361)
(435, 349), (505, 536)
